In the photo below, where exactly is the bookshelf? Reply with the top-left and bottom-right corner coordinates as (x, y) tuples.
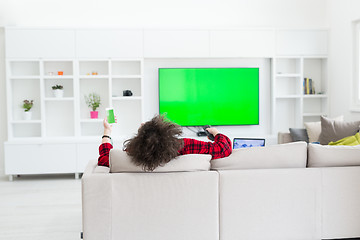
(5, 59), (143, 179)
(6, 59), (143, 140)
(272, 57), (328, 133)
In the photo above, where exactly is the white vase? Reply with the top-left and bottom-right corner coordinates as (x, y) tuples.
(23, 111), (32, 121)
(53, 89), (64, 98)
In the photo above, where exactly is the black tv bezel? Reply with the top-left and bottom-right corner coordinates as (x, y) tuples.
(158, 67), (260, 127)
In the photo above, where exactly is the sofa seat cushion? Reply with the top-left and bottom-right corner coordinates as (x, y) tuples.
(109, 149), (211, 173)
(211, 142), (307, 170)
(308, 143), (360, 167)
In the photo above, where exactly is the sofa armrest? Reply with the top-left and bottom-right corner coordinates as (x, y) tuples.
(83, 160), (110, 176)
(278, 132), (293, 144)
(82, 164), (112, 240)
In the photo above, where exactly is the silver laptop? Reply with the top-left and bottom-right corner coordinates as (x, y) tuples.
(233, 138), (266, 149)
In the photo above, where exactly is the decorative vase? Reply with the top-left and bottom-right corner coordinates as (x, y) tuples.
(23, 111), (32, 121)
(90, 111), (98, 119)
(53, 89), (64, 98)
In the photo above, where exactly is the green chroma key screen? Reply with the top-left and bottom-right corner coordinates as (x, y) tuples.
(159, 68), (259, 126)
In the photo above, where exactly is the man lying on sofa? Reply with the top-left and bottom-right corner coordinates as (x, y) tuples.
(98, 115), (232, 171)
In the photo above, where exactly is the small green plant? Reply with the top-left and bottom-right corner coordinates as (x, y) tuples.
(23, 100), (34, 112)
(85, 93), (101, 111)
(52, 84), (63, 90)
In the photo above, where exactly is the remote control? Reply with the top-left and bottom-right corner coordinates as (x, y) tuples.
(203, 125), (215, 141)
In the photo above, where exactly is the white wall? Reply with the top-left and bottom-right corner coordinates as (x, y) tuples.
(0, 28), (5, 176)
(0, 0), (328, 28)
(0, 0), (329, 177)
(327, 0), (360, 120)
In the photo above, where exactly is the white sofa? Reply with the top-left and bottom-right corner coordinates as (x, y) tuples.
(82, 140), (360, 240)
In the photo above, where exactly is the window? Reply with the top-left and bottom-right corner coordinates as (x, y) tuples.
(353, 20), (360, 107)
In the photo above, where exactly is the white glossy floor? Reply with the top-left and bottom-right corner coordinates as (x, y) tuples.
(0, 174), (82, 240)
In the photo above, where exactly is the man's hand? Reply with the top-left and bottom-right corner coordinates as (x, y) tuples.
(103, 118), (112, 135)
(102, 118), (117, 144)
(206, 127), (219, 137)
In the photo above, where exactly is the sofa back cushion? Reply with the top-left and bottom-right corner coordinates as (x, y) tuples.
(109, 149), (211, 173)
(211, 142), (307, 170)
(277, 132), (293, 144)
(307, 143), (360, 167)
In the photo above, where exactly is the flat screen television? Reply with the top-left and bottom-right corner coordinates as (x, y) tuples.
(159, 68), (259, 126)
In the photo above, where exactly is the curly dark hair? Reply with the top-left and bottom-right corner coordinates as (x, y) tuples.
(123, 115), (184, 172)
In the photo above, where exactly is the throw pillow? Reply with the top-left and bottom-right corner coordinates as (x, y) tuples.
(211, 142), (307, 170)
(308, 143), (360, 167)
(329, 132), (360, 146)
(304, 115), (344, 143)
(109, 149), (211, 173)
(289, 128), (309, 143)
(318, 116), (360, 145)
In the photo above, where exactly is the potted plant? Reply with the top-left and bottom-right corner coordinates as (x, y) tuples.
(52, 84), (64, 98)
(22, 100), (34, 120)
(85, 92), (101, 119)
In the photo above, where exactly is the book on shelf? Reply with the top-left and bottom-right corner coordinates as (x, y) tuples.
(304, 78), (315, 95)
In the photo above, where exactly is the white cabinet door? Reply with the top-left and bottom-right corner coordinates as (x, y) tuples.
(210, 30), (275, 57)
(144, 30), (210, 58)
(5, 29), (76, 58)
(276, 30), (328, 56)
(77, 143), (100, 172)
(76, 30), (143, 58)
(4, 143), (76, 174)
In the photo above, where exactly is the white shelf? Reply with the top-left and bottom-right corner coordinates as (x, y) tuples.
(275, 74), (301, 78)
(112, 75), (142, 79)
(44, 97), (74, 101)
(112, 96), (142, 101)
(276, 94), (328, 99)
(11, 120), (42, 124)
(303, 94), (327, 98)
(302, 113), (326, 117)
(80, 119), (103, 123)
(276, 95), (301, 99)
(43, 75), (74, 79)
(79, 75), (109, 79)
(10, 76), (40, 79)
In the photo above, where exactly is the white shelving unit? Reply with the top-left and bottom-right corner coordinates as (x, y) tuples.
(272, 56), (328, 133)
(6, 59), (143, 140)
(5, 58), (143, 179)
(4, 27), (328, 180)
(77, 59), (143, 137)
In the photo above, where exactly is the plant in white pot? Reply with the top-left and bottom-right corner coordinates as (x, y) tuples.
(52, 84), (64, 98)
(22, 99), (34, 120)
(85, 92), (101, 119)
